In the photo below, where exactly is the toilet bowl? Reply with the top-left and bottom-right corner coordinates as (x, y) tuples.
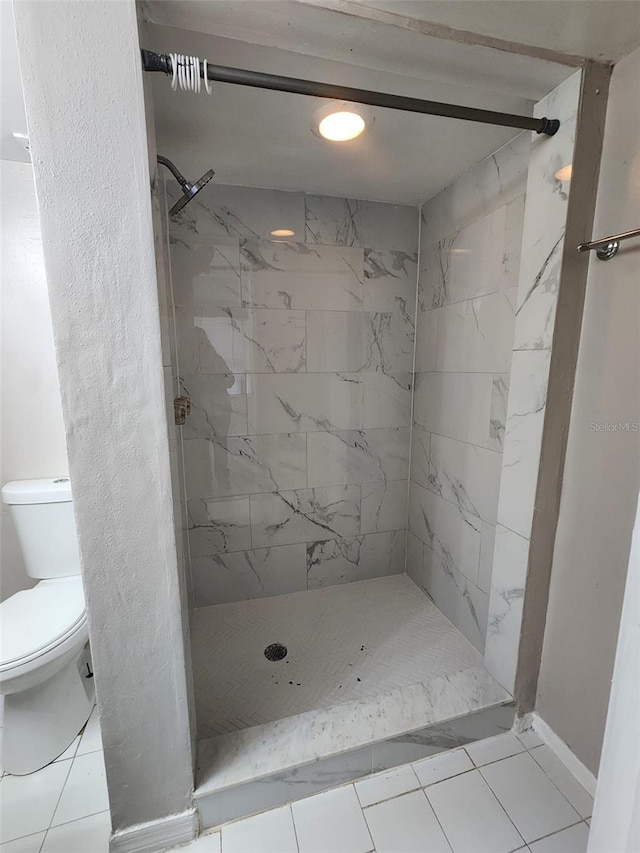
(0, 480), (95, 775)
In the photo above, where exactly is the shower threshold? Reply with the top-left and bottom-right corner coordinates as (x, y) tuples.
(192, 575), (511, 827)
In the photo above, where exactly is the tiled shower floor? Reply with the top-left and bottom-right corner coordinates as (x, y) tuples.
(192, 575), (493, 739)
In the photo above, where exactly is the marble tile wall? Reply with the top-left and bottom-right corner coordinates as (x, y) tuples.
(167, 184), (419, 605)
(484, 71), (582, 693)
(407, 133), (531, 653)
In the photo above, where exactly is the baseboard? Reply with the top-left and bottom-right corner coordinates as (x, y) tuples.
(528, 712), (597, 796)
(109, 808), (198, 853)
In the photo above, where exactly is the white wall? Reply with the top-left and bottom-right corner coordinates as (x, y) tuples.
(536, 45), (640, 776)
(0, 158), (68, 601)
(588, 493), (640, 852)
(14, 0), (195, 841)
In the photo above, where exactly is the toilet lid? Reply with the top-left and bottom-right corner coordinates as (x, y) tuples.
(0, 577), (86, 668)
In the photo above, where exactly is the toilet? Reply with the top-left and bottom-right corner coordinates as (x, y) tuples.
(0, 479), (94, 775)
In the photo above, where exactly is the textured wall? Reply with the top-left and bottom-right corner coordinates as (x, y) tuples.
(0, 159), (68, 601)
(406, 136), (529, 652)
(14, 0), (195, 835)
(166, 185), (419, 605)
(537, 47), (640, 775)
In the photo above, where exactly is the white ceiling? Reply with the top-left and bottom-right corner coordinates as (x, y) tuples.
(5, 0), (640, 204)
(143, 1), (573, 99)
(142, 0), (640, 204)
(143, 1), (575, 205)
(353, 0), (640, 63)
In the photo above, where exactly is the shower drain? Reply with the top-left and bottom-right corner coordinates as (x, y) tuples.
(264, 643), (288, 662)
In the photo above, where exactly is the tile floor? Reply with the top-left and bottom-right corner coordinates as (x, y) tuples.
(176, 730), (594, 853)
(0, 706), (110, 852)
(1, 719), (594, 853)
(193, 575), (494, 738)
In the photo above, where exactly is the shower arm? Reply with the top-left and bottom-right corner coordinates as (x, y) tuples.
(141, 50), (560, 136)
(156, 155), (190, 192)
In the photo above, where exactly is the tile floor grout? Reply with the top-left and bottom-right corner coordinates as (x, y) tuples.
(37, 756), (75, 853)
(473, 766), (528, 851)
(0, 704), (110, 852)
(194, 731), (594, 853)
(1, 723), (595, 853)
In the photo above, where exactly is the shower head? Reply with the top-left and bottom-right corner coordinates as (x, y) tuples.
(157, 155), (214, 216)
(168, 169), (215, 216)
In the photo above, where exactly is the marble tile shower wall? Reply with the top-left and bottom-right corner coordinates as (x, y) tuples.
(167, 185), (419, 605)
(407, 135), (530, 652)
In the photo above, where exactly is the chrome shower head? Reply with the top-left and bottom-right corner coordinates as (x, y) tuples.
(157, 155), (214, 216)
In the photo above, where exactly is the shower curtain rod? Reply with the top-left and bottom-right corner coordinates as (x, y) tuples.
(141, 50), (560, 136)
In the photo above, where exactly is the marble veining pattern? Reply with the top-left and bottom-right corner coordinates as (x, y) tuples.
(240, 240), (364, 311)
(485, 72), (581, 692)
(250, 485), (361, 549)
(307, 428), (410, 487)
(408, 131), (529, 651)
(360, 480), (408, 534)
(307, 530), (405, 588)
(168, 185), (419, 604)
(191, 543), (308, 607)
(183, 433), (307, 498)
(196, 706), (517, 831)
(304, 196), (419, 253)
(188, 496), (252, 555)
(197, 663), (509, 796)
(181, 374), (248, 438)
(363, 249), (418, 313)
(408, 483), (482, 588)
(306, 310), (414, 374)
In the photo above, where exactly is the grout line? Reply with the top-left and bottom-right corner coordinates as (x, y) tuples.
(419, 786), (456, 853)
(48, 807), (111, 833)
(359, 779), (424, 810)
(348, 783), (376, 853)
(36, 752), (76, 853)
(211, 734), (590, 847)
(477, 746), (584, 844)
(524, 818), (586, 846)
(288, 803), (301, 853)
(469, 764), (527, 850)
(411, 425), (504, 456)
(409, 469), (494, 527)
(526, 743), (592, 818)
(210, 733), (569, 836)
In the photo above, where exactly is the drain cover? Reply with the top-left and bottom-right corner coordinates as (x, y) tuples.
(264, 643), (288, 662)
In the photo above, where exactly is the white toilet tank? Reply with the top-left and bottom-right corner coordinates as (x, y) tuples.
(2, 479), (81, 579)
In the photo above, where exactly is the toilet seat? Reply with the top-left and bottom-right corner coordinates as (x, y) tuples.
(0, 577), (86, 672)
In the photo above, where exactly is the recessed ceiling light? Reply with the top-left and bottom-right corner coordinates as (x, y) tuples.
(318, 110), (366, 142)
(555, 164), (572, 181)
(270, 229), (295, 237)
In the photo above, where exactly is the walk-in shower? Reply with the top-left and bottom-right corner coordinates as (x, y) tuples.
(145, 29), (581, 829)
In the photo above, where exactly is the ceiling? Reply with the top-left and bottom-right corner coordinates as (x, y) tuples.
(5, 1), (640, 204)
(142, 0), (640, 204)
(353, 0), (640, 63)
(142, 2), (572, 205)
